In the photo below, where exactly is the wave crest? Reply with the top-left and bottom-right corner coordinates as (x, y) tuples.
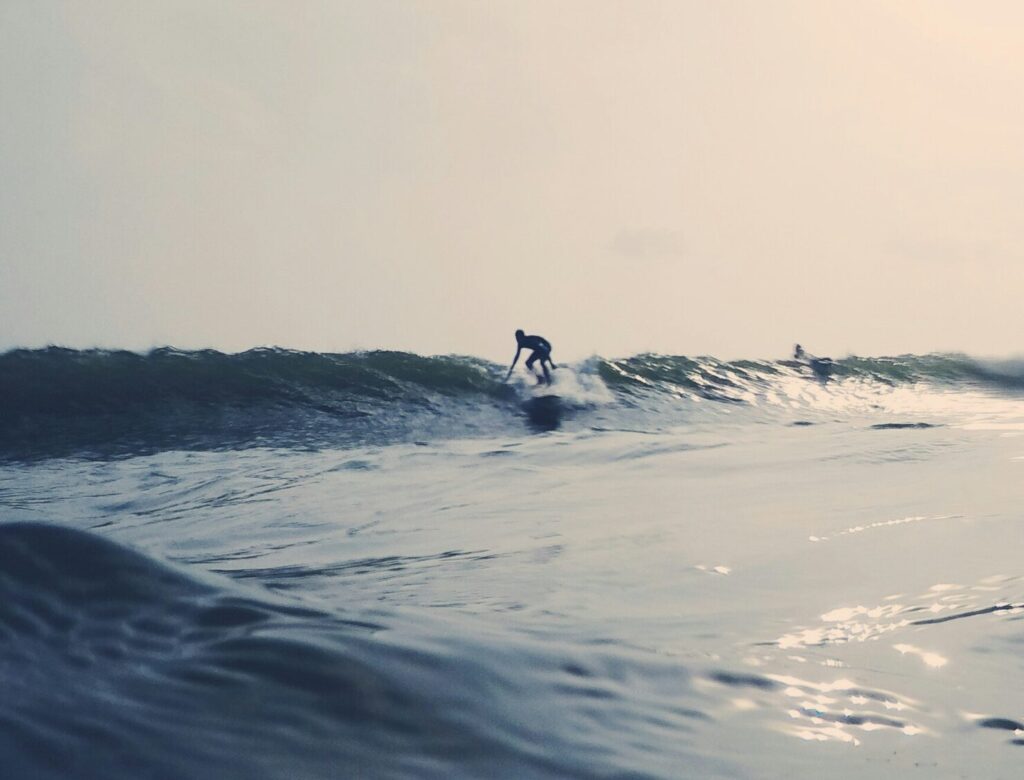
(3, 347), (1022, 459)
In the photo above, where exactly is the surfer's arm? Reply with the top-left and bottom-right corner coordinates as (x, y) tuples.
(504, 348), (521, 381)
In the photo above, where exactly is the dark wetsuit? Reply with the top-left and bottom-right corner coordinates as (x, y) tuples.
(521, 336), (552, 370)
(506, 332), (556, 384)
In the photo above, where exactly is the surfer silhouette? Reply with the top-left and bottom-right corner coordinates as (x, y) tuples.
(505, 330), (556, 385)
(793, 344), (834, 379)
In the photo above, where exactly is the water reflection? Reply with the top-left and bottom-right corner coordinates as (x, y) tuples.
(776, 575), (1023, 650)
(893, 644), (948, 668)
(808, 514), (954, 543)
(704, 669), (923, 745)
(718, 574), (1024, 748)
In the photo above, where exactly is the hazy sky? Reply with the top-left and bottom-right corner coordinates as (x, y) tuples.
(3, 0), (1023, 361)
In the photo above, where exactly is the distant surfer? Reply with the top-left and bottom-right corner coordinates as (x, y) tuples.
(793, 344), (834, 378)
(505, 330), (557, 385)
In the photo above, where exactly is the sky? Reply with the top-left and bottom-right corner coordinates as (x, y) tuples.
(2, 0), (1023, 362)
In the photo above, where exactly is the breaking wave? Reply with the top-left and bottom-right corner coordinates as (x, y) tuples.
(2, 347), (1023, 459)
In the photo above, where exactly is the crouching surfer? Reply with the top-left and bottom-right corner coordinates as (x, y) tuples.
(505, 330), (557, 385)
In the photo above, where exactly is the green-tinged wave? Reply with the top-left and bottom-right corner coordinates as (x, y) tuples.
(2, 347), (1022, 459)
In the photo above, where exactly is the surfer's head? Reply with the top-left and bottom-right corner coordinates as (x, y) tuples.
(515, 329), (525, 343)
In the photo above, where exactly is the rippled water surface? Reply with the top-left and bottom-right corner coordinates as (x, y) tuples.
(2, 352), (1024, 778)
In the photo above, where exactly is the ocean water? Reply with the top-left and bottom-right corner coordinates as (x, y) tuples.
(2, 348), (1024, 779)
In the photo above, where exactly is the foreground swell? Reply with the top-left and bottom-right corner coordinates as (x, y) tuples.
(0, 522), (725, 779)
(0, 522), (424, 779)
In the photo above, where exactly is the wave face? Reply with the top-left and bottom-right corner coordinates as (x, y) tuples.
(3, 347), (1024, 459)
(0, 347), (515, 459)
(598, 352), (1024, 398)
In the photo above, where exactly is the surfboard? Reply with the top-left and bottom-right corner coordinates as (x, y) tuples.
(781, 357), (835, 378)
(809, 357), (835, 377)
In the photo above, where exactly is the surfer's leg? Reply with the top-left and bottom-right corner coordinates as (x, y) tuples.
(537, 351), (552, 384)
(525, 351), (543, 382)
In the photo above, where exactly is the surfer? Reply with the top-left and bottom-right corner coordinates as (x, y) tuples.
(505, 330), (557, 385)
(793, 344), (834, 378)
